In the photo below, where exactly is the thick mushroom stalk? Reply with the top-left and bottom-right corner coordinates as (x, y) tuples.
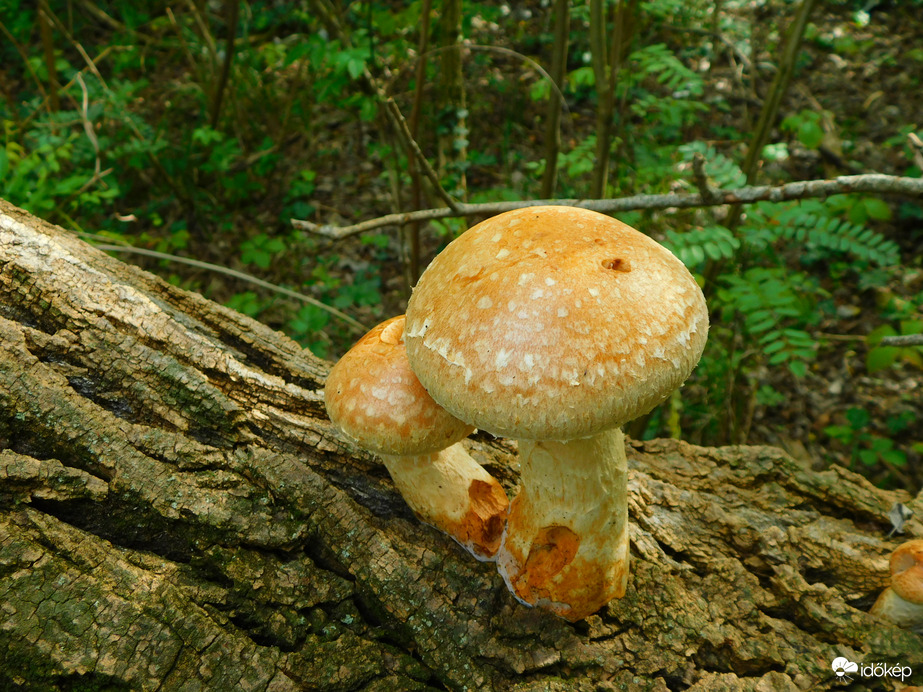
(870, 539), (923, 632)
(324, 316), (509, 561)
(498, 430), (629, 620)
(404, 206), (709, 619)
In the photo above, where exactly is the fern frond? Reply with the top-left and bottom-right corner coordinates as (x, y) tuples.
(742, 200), (900, 267)
(663, 225), (740, 268)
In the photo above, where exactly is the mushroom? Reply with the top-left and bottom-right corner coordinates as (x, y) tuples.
(404, 206), (709, 620)
(870, 539), (923, 632)
(324, 315), (509, 560)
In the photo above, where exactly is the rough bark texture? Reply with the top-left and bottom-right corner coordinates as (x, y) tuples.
(1, 198), (921, 691)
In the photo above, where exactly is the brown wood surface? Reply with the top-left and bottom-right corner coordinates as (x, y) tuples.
(1, 198), (921, 691)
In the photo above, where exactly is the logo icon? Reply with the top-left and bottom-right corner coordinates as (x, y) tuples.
(832, 657), (859, 682)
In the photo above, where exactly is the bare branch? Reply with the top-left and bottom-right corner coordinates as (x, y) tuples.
(880, 334), (923, 347)
(383, 98), (459, 212)
(292, 173), (923, 240)
(91, 243), (369, 334)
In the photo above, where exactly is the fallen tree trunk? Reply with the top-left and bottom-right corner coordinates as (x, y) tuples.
(1, 198), (921, 691)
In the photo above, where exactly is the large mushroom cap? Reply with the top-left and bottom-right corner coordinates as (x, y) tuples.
(405, 206), (709, 440)
(324, 315), (474, 455)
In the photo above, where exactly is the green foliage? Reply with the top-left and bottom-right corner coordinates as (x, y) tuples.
(745, 199), (901, 267)
(332, 268), (381, 310)
(1, 0), (918, 488)
(239, 234), (286, 270)
(663, 225), (739, 266)
(225, 291), (266, 317)
(284, 170), (317, 220)
(781, 109), (826, 150)
(824, 407), (912, 470)
(288, 305), (332, 359)
(0, 104), (121, 220)
(679, 142), (747, 189)
(718, 268), (823, 378)
(666, 140), (910, 446)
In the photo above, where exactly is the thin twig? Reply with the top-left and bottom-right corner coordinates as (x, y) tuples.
(691, 152), (719, 204)
(383, 98), (459, 211)
(293, 173), (923, 240)
(43, 3), (184, 203)
(541, 0), (570, 198)
(880, 334), (923, 347)
(38, 0), (60, 111)
(210, 0), (240, 130)
(42, 6), (110, 91)
(90, 243), (369, 333)
(166, 7), (200, 73)
(405, 0), (433, 286)
(0, 15), (49, 104)
(74, 74), (101, 178)
(184, 0), (218, 63)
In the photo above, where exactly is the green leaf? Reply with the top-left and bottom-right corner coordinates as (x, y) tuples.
(768, 351), (790, 365)
(863, 198), (893, 221)
(867, 346), (899, 373)
(762, 340), (787, 355)
(824, 424), (854, 441)
(798, 120), (824, 149)
(882, 450), (908, 467)
(846, 407), (871, 429)
(858, 449), (878, 466)
(346, 57), (365, 80)
(530, 80), (551, 101)
(192, 126), (223, 146)
(749, 318), (777, 334)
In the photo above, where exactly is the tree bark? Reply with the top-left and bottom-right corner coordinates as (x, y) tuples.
(1, 198), (921, 691)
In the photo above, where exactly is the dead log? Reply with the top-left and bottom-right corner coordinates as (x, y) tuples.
(1, 198), (921, 691)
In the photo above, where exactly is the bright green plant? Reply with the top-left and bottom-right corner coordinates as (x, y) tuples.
(663, 225), (739, 266)
(780, 109), (827, 149)
(225, 291), (267, 318)
(663, 142), (906, 443)
(287, 304), (332, 358)
(240, 234), (286, 270)
(716, 267), (824, 378)
(0, 103), (121, 221)
(824, 407), (911, 470)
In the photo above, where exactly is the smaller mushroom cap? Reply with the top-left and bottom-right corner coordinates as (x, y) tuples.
(890, 539), (923, 605)
(325, 316), (474, 456)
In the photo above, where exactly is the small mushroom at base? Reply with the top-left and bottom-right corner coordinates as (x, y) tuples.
(324, 315), (509, 560)
(870, 539), (923, 633)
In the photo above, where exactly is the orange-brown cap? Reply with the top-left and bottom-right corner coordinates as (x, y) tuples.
(890, 539), (923, 605)
(325, 316), (474, 456)
(405, 206), (709, 440)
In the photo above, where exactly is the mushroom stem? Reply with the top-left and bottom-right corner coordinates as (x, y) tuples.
(870, 587), (923, 632)
(496, 428), (629, 621)
(382, 445), (509, 561)
(870, 539), (923, 633)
